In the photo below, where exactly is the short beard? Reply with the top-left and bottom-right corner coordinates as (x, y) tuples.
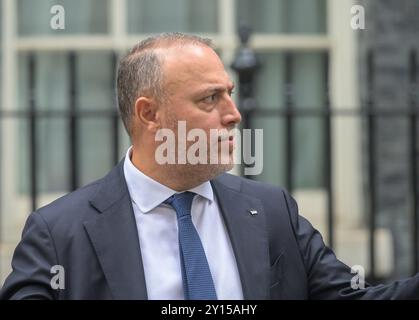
(169, 162), (233, 189)
(158, 109), (234, 189)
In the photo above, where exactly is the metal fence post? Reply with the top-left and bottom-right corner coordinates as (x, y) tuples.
(28, 52), (38, 212)
(231, 25), (260, 179)
(284, 53), (294, 193)
(111, 51), (120, 165)
(68, 52), (79, 191)
(367, 49), (377, 281)
(324, 52), (334, 249)
(409, 49), (418, 275)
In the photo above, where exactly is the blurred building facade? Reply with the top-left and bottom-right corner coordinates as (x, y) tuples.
(358, 0), (419, 279)
(0, 0), (417, 285)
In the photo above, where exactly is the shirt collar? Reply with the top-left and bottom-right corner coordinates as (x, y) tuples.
(123, 147), (214, 213)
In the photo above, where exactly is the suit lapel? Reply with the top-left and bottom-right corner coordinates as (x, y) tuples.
(83, 161), (270, 300)
(212, 175), (270, 299)
(84, 161), (148, 299)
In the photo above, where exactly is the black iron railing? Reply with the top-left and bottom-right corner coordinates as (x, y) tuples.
(237, 49), (418, 282)
(0, 49), (417, 283)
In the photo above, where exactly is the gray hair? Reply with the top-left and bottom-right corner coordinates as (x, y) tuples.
(116, 32), (214, 136)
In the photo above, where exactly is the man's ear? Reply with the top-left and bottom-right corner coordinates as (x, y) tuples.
(134, 96), (161, 132)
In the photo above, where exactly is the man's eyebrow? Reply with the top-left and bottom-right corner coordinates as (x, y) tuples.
(197, 83), (235, 95)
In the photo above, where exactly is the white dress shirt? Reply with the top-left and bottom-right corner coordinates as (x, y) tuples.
(123, 147), (244, 300)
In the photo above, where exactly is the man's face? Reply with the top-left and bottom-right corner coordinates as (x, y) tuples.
(158, 44), (242, 179)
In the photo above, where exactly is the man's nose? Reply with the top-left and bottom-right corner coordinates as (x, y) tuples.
(222, 96), (242, 127)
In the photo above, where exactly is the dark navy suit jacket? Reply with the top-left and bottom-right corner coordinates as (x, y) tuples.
(1, 160), (419, 299)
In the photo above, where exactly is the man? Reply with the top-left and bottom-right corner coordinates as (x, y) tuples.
(1, 33), (419, 300)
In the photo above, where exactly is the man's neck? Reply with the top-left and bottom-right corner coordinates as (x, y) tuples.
(130, 148), (206, 191)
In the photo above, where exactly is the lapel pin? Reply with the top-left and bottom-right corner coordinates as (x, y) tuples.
(249, 209), (258, 215)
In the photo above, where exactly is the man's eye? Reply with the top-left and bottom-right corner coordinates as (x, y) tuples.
(203, 94), (217, 103)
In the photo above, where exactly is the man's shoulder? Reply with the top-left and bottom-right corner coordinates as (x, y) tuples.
(35, 161), (125, 225)
(214, 172), (288, 197)
(213, 173), (294, 216)
(215, 173), (297, 230)
(35, 178), (104, 223)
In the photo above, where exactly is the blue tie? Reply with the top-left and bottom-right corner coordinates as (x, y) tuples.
(165, 192), (217, 300)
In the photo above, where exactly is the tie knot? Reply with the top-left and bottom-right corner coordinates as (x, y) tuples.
(164, 192), (196, 218)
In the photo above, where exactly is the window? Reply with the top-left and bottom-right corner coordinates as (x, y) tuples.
(3, 0), (365, 282)
(251, 52), (327, 188)
(127, 0), (218, 33)
(17, 51), (115, 193)
(237, 0), (326, 34)
(17, 0), (109, 36)
(10, 0), (330, 193)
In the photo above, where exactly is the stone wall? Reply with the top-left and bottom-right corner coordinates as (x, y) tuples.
(358, 0), (419, 278)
